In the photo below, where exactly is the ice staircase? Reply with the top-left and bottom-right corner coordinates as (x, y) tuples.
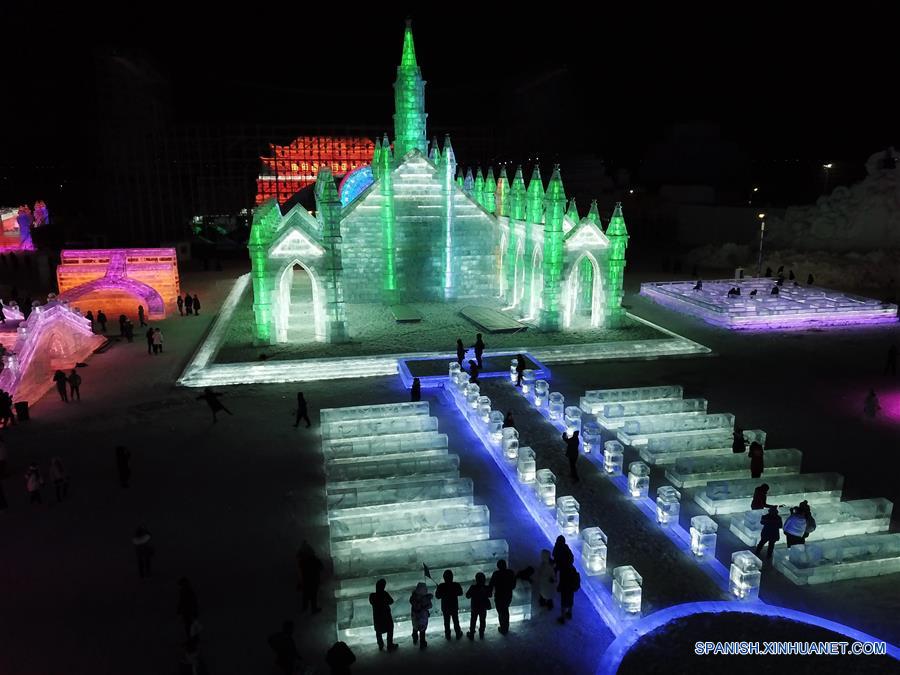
(579, 385), (898, 586)
(321, 402), (531, 643)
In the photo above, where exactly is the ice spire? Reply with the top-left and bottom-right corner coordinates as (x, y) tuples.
(393, 20), (428, 159)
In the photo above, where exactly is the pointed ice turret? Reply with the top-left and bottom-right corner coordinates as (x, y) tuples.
(315, 167), (349, 342)
(455, 166), (464, 188)
(586, 199), (602, 227)
(429, 136), (441, 163)
(393, 20), (428, 160)
(464, 168), (475, 193)
(509, 165), (527, 220)
(496, 166), (510, 217)
(372, 137), (383, 180)
(526, 165), (544, 224)
(566, 198), (579, 224)
(539, 165), (566, 331)
(442, 134), (456, 168)
(604, 201), (629, 327)
(484, 167), (497, 215)
(381, 134), (394, 168)
(606, 201), (629, 237)
(473, 168), (485, 207)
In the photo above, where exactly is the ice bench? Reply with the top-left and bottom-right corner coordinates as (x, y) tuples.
(321, 414), (438, 440)
(580, 385), (683, 414)
(665, 448), (802, 488)
(694, 472), (844, 515)
(322, 431), (448, 458)
(595, 398), (708, 429)
(326, 477), (473, 510)
(618, 412), (734, 444)
(637, 429), (766, 465)
(325, 454), (461, 484)
(321, 401), (430, 425)
(729, 498), (894, 546)
(773, 533), (900, 585)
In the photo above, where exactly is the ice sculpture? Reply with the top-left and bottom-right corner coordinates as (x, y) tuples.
(502, 427), (520, 460)
(448, 361), (461, 381)
(641, 279), (899, 330)
(596, 398), (708, 429)
(773, 533), (900, 585)
(603, 440), (624, 476)
(581, 527), (608, 575)
(656, 486), (681, 526)
(517, 447), (536, 483)
(522, 369), (535, 394)
(665, 448), (802, 488)
(564, 406), (582, 436)
(556, 496), (580, 536)
(612, 566), (642, 615)
(321, 401), (429, 424)
(581, 422), (601, 454)
(477, 396), (492, 424)
(509, 359), (518, 383)
(729, 551), (762, 600)
(465, 383), (480, 410)
(488, 410), (504, 443)
(690, 516), (718, 558)
(627, 462), (651, 499)
(535, 469), (556, 506)
(695, 472), (844, 516)
(533, 379), (549, 407)
(549, 392), (565, 421)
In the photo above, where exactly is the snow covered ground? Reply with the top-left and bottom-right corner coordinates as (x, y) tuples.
(1, 266), (898, 674)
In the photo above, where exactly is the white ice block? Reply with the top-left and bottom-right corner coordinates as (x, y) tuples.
(581, 421), (601, 454)
(326, 477), (472, 510)
(694, 472), (845, 515)
(477, 396), (492, 424)
(488, 410), (504, 444)
(690, 515), (718, 558)
(325, 453), (460, 483)
(581, 527), (608, 576)
(323, 431), (448, 460)
(580, 385), (683, 413)
(729, 498), (894, 547)
(773, 533), (900, 585)
(509, 359), (518, 383)
(322, 414), (438, 440)
(612, 566), (642, 614)
(656, 485), (681, 526)
(536, 469), (556, 507)
(549, 392), (565, 420)
(533, 379), (549, 407)
(321, 401), (430, 424)
(517, 446), (536, 483)
(619, 412), (734, 444)
(665, 448), (802, 488)
(637, 429), (767, 465)
(502, 427), (520, 460)
(603, 440), (624, 476)
(330, 501), (487, 544)
(628, 461), (651, 499)
(465, 383), (481, 409)
(522, 369), (535, 394)
(729, 551), (762, 600)
(448, 361), (461, 379)
(595, 398), (708, 429)
(556, 496), (580, 536)
(564, 406), (583, 436)
(329, 495), (473, 522)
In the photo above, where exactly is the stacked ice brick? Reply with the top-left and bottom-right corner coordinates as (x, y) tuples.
(581, 384), (898, 586)
(322, 401), (531, 643)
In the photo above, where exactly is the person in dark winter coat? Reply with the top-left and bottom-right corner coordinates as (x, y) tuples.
(177, 578), (199, 638)
(435, 569), (464, 640)
(465, 572), (492, 640)
(410, 378), (421, 402)
(268, 621), (301, 675)
(97, 309), (107, 332)
(294, 392), (311, 428)
(537, 549), (556, 609)
(297, 541), (323, 613)
(137, 305), (146, 327)
(456, 338), (465, 366)
(751, 483), (776, 510)
(369, 579), (398, 651)
(473, 333), (485, 368)
(192, 294), (201, 315)
(552, 535), (574, 571)
(177, 295), (184, 316)
(502, 411), (515, 429)
(50, 456), (69, 501)
(196, 388), (233, 423)
(116, 445), (131, 487)
(146, 326), (154, 355)
(25, 462), (43, 503)
(732, 427), (746, 453)
(468, 359), (480, 383)
(515, 354), (526, 387)
(748, 441), (764, 478)
(755, 506), (783, 561)
(325, 641), (355, 675)
(53, 369), (68, 402)
(557, 564), (580, 624)
(563, 430), (580, 482)
(68, 370), (82, 401)
(409, 582), (433, 649)
(488, 559), (516, 635)
(185, 294), (194, 315)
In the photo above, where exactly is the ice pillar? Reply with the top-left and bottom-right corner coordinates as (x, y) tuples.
(315, 168), (350, 343)
(539, 165), (565, 330)
(604, 202), (629, 327)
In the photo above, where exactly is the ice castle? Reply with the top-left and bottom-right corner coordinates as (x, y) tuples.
(249, 21), (629, 345)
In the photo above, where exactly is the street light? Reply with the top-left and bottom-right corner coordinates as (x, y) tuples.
(823, 163), (833, 194)
(756, 212), (766, 277)
(749, 186), (759, 205)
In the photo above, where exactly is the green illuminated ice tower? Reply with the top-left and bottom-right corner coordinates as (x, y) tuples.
(484, 167), (497, 215)
(539, 165), (566, 330)
(566, 198), (579, 225)
(604, 201), (629, 327)
(429, 136), (441, 163)
(379, 133), (397, 302)
(587, 199), (601, 226)
(440, 134), (457, 298)
(455, 167), (464, 189)
(393, 20), (427, 161)
(496, 167), (510, 217)
(315, 167), (350, 342)
(505, 166), (527, 303)
(473, 168), (485, 208)
(372, 137), (383, 179)
(248, 200), (281, 343)
(464, 168), (474, 194)
(524, 165), (544, 317)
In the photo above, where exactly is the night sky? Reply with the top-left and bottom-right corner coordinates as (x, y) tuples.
(3, 4), (897, 208)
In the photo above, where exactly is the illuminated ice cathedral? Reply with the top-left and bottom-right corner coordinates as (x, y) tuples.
(249, 22), (628, 345)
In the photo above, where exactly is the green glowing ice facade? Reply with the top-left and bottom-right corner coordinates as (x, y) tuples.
(249, 22), (628, 344)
